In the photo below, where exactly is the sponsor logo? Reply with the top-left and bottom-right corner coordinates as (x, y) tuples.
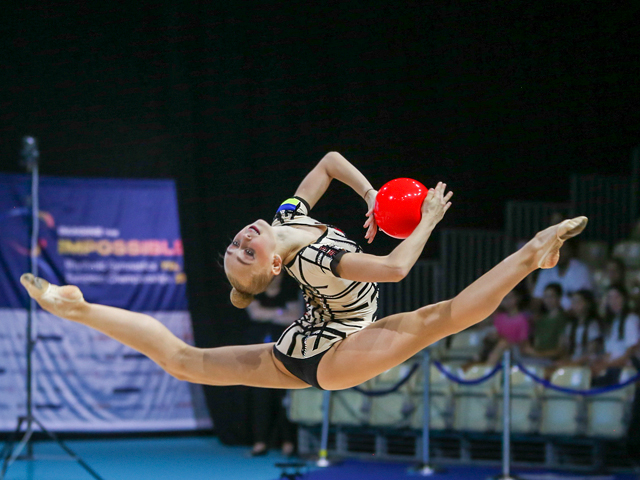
(58, 239), (183, 257)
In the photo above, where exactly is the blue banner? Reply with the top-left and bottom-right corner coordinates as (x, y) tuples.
(0, 174), (211, 432)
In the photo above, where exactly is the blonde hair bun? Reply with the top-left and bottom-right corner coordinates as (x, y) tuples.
(230, 287), (254, 309)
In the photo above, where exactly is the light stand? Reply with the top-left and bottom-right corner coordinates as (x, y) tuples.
(0, 137), (104, 480)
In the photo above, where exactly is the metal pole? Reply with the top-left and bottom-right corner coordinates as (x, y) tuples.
(1, 137), (105, 480)
(317, 390), (331, 467)
(501, 349), (513, 480)
(26, 155), (39, 451)
(420, 349), (434, 475)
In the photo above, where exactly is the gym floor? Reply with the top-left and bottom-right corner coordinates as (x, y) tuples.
(1, 436), (637, 480)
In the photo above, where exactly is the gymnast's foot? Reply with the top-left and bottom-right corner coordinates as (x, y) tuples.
(20, 273), (86, 319)
(532, 216), (588, 269)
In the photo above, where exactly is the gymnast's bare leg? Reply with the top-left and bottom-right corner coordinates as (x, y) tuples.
(316, 215), (587, 390)
(20, 216), (586, 391)
(19, 274), (309, 389)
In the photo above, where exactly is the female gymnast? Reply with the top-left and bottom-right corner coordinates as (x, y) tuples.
(20, 152), (588, 391)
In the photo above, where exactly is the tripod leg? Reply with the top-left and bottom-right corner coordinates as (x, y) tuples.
(0, 417), (33, 480)
(0, 416), (24, 461)
(32, 417), (105, 480)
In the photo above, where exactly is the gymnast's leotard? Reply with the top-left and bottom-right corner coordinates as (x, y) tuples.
(271, 196), (379, 388)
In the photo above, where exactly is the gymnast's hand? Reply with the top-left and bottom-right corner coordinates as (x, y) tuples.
(363, 189), (379, 244)
(421, 182), (453, 225)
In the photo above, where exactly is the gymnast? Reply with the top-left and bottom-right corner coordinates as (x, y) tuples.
(20, 152), (588, 391)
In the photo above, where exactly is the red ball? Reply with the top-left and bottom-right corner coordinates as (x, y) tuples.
(374, 178), (429, 239)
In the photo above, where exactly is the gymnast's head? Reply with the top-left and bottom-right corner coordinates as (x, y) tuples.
(224, 219), (282, 308)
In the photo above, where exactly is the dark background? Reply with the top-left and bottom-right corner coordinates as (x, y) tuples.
(2, 1), (639, 443)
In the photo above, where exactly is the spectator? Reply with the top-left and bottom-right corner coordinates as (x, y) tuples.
(483, 287), (531, 365)
(605, 257), (627, 286)
(591, 284), (640, 386)
(555, 289), (603, 368)
(626, 343), (640, 462)
(245, 273), (304, 456)
(532, 240), (594, 311)
(521, 283), (570, 364)
(597, 257), (626, 315)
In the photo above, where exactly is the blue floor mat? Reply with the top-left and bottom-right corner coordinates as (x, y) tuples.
(303, 460), (638, 480)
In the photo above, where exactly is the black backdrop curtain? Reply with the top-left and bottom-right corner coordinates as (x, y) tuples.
(2, 1), (639, 443)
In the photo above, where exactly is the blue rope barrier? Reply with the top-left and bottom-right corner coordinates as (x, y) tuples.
(352, 362), (420, 397)
(432, 360), (502, 385)
(516, 362), (640, 396)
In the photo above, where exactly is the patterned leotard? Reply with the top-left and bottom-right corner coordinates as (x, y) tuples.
(272, 196), (379, 360)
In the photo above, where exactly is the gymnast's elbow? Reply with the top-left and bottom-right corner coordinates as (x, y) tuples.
(385, 262), (409, 283)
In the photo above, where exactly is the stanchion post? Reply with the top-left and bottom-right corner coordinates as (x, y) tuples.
(419, 349), (435, 475)
(498, 349), (517, 480)
(317, 390), (332, 467)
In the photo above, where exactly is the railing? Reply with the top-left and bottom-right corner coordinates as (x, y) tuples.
(377, 260), (442, 318)
(571, 174), (635, 245)
(306, 351), (640, 476)
(504, 200), (571, 254)
(439, 229), (507, 300)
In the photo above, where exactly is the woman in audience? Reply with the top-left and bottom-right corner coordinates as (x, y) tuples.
(482, 285), (531, 365)
(521, 283), (570, 364)
(555, 289), (603, 368)
(597, 257), (626, 315)
(591, 284), (640, 386)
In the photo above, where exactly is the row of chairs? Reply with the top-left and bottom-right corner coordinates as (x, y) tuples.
(579, 239), (640, 269)
(572, 240), (640, 301)
(288, 363), (637, 439)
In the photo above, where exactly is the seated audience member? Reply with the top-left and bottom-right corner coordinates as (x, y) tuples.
(483, 286), (531, 365)
(597, 257), (626, 315)
(591, 284), (640, 386)
(521, 283), (570, 364)
(532, 240), (594, 311)
(555, 289), (603, 368)
(627, 343), (640, 461)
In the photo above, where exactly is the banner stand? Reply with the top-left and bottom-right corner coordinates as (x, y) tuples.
(0, 137), (105, 480)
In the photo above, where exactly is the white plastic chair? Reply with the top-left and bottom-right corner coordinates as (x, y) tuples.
(540, 367), (591, 436)
(587, 367), (638, 438)
(442, 329), (487, 362)
(453, 365), (501, 432)
(410, 363), (457, 430)
(288, 388), (325, 425)
(368, 363), (417, 427)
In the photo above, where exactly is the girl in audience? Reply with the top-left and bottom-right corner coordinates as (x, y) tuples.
(483, 286), (531, 365)
(597, 257), (626, 315)
(591, 284), (640, 386)
(555, 289), (603, 368)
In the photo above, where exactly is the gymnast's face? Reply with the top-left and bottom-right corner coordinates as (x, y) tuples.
(224, 219), (281, 286)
